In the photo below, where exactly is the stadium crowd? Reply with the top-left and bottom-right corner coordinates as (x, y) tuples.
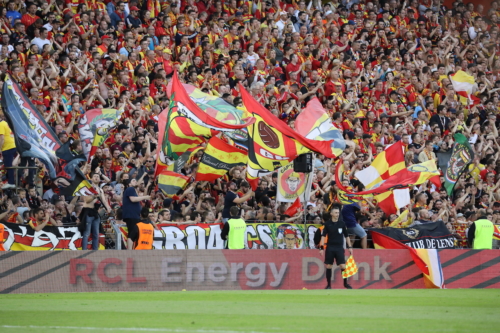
(0, 0), (499, 250)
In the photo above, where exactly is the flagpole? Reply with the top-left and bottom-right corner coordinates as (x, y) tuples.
(303, 155), (315, 228)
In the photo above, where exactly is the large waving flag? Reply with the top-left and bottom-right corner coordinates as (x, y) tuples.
(55, 141), (96, 196)
(337, 159), (440, 196)
(195, 136), (247, 183)
(295, 97), (346, 158)
(78, 108), (123, 162)
(354, 141), (405, 189)
(336, 141), (407, 215)
(450, 70), (476, 106)
(166, 81), (251, 143)
(444, 133), (474, 196)
(240, 85), (335, 189)
(333, 161), (369, 204)
(1, 75), (61, 178)
(156, 72), (254, 174)
(158, 170), (190, 197)
(167, 146), (204, 174)
(372, 231), (444, 289)
(371, 231), (429, 275)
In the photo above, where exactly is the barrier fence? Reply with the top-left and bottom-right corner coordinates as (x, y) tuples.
(0, 249), (499, 294)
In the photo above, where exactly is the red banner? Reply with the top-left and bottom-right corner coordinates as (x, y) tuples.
(1, 250), (499, 294)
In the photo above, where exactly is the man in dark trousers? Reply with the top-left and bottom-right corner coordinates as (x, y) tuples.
(319, 205), (353, 289)
(221, 206), (246, 249)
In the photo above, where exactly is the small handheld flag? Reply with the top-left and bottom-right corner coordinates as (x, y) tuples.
(342, 255), (358, 278)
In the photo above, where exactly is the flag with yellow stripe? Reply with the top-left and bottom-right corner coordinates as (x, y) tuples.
(155, 71), (254, 175)
(195, 136), (247, 183)
(240, 84), (335, 190)
(354, 141), (405, 189)
(158, 170), (190, 197)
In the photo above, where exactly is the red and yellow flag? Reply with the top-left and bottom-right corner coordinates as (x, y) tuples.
(342, 256), (358, 278)
(156, 72), (254, 175)
(158, 170), (190, 197)
(195, 136), (247, 183)
(239, 84), (335, 190)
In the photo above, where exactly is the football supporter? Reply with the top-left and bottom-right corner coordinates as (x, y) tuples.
(0, 0), (497, 253)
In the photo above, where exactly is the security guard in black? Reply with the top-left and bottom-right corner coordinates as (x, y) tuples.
(319, 206), (353, 289)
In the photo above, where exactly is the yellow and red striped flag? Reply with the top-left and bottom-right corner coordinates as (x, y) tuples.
(155, 72), (254, 175)
(493, 225), (500, 241)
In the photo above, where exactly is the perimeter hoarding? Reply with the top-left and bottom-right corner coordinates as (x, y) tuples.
(1, 250), (499, 294)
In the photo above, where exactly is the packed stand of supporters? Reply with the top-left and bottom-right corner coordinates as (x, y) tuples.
(0, 0), (499, 249)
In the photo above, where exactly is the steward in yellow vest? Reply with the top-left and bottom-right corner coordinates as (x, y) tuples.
(468, 217), (494, 249)
(221, 206), (246, 249)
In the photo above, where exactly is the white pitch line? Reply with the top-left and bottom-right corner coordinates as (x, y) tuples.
(0, 326), (272, 333)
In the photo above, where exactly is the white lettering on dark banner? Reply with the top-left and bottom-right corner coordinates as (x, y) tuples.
(405, 237), (455, 249)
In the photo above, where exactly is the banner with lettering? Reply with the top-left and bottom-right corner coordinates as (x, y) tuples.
(1, 222), (105, 251)
(1, 75), (61, 178)
(149, 223), (322, 250)
(369, 222), (455, 249)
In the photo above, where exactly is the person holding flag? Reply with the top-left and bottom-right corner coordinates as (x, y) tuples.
(319, 204), (353, 289)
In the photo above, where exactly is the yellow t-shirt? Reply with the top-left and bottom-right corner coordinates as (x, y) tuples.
(0, 121), (15, 151)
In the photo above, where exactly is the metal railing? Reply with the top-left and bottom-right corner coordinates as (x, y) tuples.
(3, 166), (40, 194)
(109, 219), (123, 250)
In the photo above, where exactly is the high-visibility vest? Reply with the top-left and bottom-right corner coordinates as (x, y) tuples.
(473, 219), (494, 249)
(0, 223), (5, 251)
(228, 218), (246, 249)
(134, 222), (154, 250)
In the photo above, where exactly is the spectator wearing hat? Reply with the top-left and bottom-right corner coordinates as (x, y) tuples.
(97, 35), (113, 55)
(126, 6), (142, 30)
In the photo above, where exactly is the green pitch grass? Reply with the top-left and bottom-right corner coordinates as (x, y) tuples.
(0, 290), (498, 333)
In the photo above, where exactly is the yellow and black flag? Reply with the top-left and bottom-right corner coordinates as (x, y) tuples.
(239, 85), (335, 190)
(195, 136), (247, 183)
(158, 170), (190, 197)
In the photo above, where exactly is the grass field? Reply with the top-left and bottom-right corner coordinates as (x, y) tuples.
(0, 290), (499, 333)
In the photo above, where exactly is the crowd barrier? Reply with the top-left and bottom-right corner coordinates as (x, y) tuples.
(0, 249), (499, 294)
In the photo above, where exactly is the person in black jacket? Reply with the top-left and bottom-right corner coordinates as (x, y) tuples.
(318, 205), (353, 289)
(429, 105), (451, 133)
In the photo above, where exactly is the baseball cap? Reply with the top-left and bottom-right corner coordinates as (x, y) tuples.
(464, 211), (475, 219)
(101, 35), (112, 40)
(163, 48), (172, 54)
(130, 6), (140, 11)
(117, 124), (128, 130)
